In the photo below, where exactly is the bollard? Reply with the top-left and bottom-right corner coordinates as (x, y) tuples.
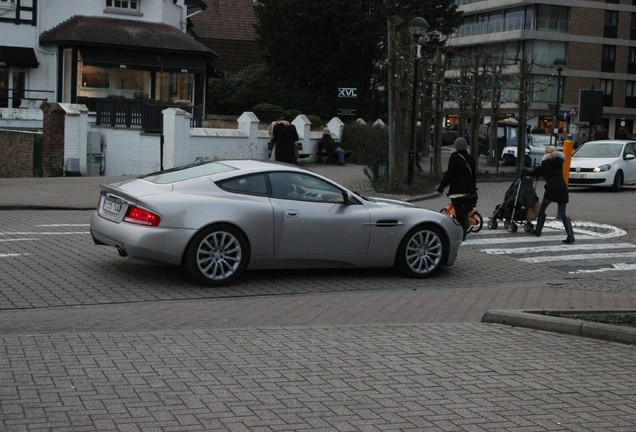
(562, 135), (574, 185)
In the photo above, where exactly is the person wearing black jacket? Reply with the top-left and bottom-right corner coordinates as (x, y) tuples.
(437, 137), (477, 240)
(272, 112), (299, 164)
(526, 146), (575, 244)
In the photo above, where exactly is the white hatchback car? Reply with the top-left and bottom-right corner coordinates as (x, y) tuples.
(568, 140), (636, 191)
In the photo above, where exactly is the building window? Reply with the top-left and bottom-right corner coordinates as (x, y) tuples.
(629, 47), (636, 73)
(532, 41), (567, 68)
(604, 10), (618, 38)
(106, 0), (138, 9)
(602, 45), (616, 72)
(600, 79), (613, 106)
(536, 5), (568, 33)
(105, 0), (140, 14)
(0, 0), (16, 8)
(631, 13), (636, 39)
(626, 81), (636, 108)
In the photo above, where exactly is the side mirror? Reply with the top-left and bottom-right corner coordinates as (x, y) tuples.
(625, 154), (635, 160)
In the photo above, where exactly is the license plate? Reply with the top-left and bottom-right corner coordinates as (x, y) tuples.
(103, 199), (121, 214)
(570, 173), (586, 179)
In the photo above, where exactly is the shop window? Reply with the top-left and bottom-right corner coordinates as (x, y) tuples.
(156, 72), (194, 105)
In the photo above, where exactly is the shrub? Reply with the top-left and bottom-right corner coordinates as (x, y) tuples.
(340, 123), (388, 165)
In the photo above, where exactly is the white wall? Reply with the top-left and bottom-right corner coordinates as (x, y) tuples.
(63, 109), (346, 176)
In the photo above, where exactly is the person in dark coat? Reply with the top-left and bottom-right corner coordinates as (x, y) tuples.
(527, 146), (575, 243)
(436, 137), (477, 240)
(272, 112), (299, 164)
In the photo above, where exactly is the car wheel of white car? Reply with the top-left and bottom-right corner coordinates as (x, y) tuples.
(502, 154), (515, 166)
(611, 171), (623, 192)
(184, 224), (249, 286)
(395, 224), (446, 278)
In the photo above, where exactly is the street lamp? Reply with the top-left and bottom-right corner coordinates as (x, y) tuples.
(407, 16), (429, 184)
(551, 58), (567, 147)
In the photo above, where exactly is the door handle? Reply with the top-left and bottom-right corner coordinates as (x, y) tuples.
(284, 209), (299, 218)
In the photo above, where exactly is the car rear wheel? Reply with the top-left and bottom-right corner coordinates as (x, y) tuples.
(611, 171), (623, 192)
(395, 224), (446, 278)
(184, 224), (249, 287)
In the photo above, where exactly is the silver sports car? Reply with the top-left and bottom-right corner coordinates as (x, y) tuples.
(90, 160), (463, 286)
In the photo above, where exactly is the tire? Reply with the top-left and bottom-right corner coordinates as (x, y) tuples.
(395, 224), (446, 278)
(470, 211), (483, 233)
(508, 222), (518, 233)
(502, 154), (515, 166)
(524, 222), (534, 233)
(611, 171), (623, 192)
(183, 224), (250, 287)
(488, 219), (498, 230)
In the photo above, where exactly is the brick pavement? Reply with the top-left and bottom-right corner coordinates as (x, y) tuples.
(1, 162), (635, 431)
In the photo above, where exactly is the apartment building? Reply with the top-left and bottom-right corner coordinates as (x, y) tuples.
(448, 0), (636, 141)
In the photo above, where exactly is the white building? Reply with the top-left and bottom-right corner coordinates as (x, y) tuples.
(0, 0), (215, 130)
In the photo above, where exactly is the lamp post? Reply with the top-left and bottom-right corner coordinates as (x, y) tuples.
(407, 17), (429, 184)
(551, 58), (567, 147)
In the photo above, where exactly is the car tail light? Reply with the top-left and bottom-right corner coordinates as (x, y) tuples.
(124, 206), (161, 226)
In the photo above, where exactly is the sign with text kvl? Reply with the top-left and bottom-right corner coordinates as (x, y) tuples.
(337, 84), (359, 118)
(338, 87), (358, 98)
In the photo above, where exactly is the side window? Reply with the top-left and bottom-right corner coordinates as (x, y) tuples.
(269, 172), (345, 203)
(217, 174), (268, 196)
(625, 143), (635, 157)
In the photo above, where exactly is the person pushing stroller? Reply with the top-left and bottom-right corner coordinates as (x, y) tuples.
(437, 137), (477, 240)
(525, 145), (575, 244)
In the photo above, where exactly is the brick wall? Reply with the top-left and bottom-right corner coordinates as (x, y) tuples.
(41, 103), (65, 177)
(0, 130), (40, 178)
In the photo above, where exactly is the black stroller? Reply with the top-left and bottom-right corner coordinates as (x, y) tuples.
(488, 175), (538, 233)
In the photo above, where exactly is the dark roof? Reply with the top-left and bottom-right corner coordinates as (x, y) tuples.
(40, 15), (217, 58)
(188, 0), (262, 74)
(189, 0), (257, 41)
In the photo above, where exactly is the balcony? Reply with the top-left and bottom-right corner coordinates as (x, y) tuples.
(453, 17), (568, 39)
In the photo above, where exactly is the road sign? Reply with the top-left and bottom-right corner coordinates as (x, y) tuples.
(569, 106), (577, 116)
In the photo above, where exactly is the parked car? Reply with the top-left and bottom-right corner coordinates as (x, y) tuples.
(500, 133), (563, 167)
(568, 140), (636, 191)
(90, 160), (463, 286)
(441, 124), (470, 146)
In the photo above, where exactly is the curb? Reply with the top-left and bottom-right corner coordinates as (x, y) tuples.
(482, 309), (636, 345)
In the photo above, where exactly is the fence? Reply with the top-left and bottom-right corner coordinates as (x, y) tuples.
(94, 98), (203, 133)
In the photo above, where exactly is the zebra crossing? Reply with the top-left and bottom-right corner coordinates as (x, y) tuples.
(464, 218), (636, 274)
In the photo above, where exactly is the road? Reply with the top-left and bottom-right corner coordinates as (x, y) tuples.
(1, 175), (635, 431)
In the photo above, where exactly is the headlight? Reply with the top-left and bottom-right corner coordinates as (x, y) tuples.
(593, 164), (611, 173)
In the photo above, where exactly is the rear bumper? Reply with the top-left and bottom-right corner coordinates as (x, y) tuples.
(90, 212), (195, 265)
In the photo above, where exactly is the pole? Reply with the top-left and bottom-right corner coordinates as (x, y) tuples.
(551, 67), (563, 147)
(407, 44), (421, 184)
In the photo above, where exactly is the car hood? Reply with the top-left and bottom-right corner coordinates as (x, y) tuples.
(569, 157), (616, 168)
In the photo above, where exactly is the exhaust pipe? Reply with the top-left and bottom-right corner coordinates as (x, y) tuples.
(116, 245), (128, 257)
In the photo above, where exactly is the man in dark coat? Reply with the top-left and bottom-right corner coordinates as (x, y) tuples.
(527, 146), (574, 243)
(436, 137), (477, 240)
(272, 112), (299, 164)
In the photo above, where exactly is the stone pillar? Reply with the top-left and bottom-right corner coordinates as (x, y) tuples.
(162, 108), (192, 169)
(41, 103), (66, 177)
(238, 111), (261, 159)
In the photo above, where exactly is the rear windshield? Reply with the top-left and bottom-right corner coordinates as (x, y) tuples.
(140, 162), (236, 184)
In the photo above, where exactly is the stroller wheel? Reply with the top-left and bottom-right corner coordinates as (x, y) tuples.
(524, 222), (534, 233)
(488, 219), (498, 230)
(508, 222), (518, 233)
(503, 221), (509, 229)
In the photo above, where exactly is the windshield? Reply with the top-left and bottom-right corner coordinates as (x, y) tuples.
(573, 142), (623, 158)
(528, 134), (552, 146)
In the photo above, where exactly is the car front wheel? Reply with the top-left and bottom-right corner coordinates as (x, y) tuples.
(184, 224), (249, 287)
(395, 224), (446, 278)
(611, 171), (623, 192)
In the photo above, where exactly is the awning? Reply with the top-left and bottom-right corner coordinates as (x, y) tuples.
(79, 48), (206, 73)
(0, 46), (39, 68)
